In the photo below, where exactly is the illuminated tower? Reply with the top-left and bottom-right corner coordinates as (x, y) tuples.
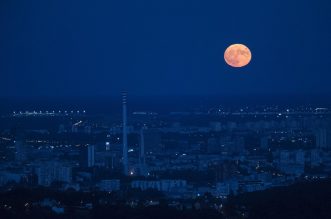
(79, 144), (95, 167)
(122, 92), (129, 175)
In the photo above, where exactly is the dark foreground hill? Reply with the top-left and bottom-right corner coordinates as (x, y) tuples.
(0, 179), (331, 219)
(232, 179), (331, 219)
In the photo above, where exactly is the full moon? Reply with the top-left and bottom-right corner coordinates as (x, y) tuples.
(224, 44), (251, 68)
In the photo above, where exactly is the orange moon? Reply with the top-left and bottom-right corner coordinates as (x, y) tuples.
(224, 44), (251, 68)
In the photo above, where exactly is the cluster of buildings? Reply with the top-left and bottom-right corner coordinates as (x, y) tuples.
(0, 95), (331, 203)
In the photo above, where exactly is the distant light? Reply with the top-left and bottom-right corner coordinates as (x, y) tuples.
(105, 142), (110, 146)
(130, 171), (134, 176)
(128, 149), (134, 152)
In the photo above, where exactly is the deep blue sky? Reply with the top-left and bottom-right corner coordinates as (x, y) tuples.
(0, 0), (330, 98)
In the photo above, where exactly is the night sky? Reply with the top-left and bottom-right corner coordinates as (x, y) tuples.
(0, 0), (330, 98)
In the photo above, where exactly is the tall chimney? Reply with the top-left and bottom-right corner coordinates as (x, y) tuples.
(122, 92), (128, 176)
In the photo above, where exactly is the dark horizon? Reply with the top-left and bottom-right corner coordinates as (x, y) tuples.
(1, 93), (331, 115)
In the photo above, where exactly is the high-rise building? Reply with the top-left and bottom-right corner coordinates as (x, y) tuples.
(80, 144), (95, 168)
(15, 140), (28, 162)
(315, 128), (331, 149)
(310, 149), (322, 167)
(87, 145), (95, 167)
